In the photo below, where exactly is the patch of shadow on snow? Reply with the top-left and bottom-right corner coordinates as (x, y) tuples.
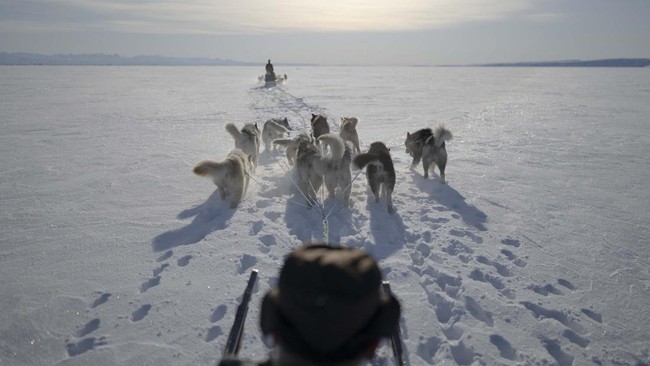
(66, 336), (107, 357)
(205, 326), (223, 342)
(210, 305), (227, 323)
(131, 304), (152, 322)
(76, 318), (100, 338)
(283, 194), (356, 246)
(413, 176), (487, 231)
(238, 254), (258, 274)
(139, 276), (160, 293)
(416, 336), (442, 363)
(489, 334), (517, 360)
(521, 301), (587, 335)
(367, 207), (406, 257)
(152, 190), (235, 252)
(90, 293), (111, 309)
(541, 338), (575, 366)
(177, 255), (192, 267)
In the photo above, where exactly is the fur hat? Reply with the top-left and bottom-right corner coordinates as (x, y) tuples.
(260, 244), (400, 363)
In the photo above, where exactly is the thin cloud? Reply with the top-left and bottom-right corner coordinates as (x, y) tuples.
(4, 0), (534, 35)
(524, 12), (567, 23)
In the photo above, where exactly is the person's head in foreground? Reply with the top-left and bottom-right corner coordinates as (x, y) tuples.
(260, 243), (401, 366)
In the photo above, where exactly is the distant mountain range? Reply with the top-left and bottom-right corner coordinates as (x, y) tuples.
(475, 58), (650, 67)
(0, 52), (260, 66)
(0, 52), (649, 67)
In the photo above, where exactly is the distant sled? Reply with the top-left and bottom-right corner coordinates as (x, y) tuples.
(259, 72), (287, 88)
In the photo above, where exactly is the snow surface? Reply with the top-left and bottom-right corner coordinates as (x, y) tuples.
(1, 66), (649, 366)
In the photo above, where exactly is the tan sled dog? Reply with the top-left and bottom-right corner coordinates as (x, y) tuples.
(339, 117), (361, 154)
(262, 117), (291, 152)
(318, 133), (353, 207)
(225, 122), (260, 168)
(193, 148), (254, 209)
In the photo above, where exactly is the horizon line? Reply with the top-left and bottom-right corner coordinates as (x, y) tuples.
(1, 51), (649, 68)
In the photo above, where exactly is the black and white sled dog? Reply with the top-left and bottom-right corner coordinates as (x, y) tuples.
(405, 125), (453, 182)
(193, 148), (254, 209)
(318, 133), (353, 207)
(262, 117), (291, 152)
(310, 114), (330, 145)
(404, 127), (433, 167)
(272, 131), (313, 166)
(339, 117), (361, 154)
(225, 122), (260, 168)
(352, 142), (396, 214)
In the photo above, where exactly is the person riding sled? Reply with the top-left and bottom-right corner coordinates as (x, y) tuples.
(265, 59), (276, 83)
(218, 243), (401, 366)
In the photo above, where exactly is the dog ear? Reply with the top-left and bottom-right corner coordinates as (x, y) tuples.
(406, 132), (411, 138)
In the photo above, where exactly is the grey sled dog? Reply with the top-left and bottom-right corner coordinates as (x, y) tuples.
(318, 133), (353, 207)
(261, 117), (290, 152)
(272, 131), (313, 166)
(294, 139), (324, 207)
(422, 125), (453, 181)
(352, 142), (396, 214)
(193, 148), (254, 209)
(225, 122), (260, 168)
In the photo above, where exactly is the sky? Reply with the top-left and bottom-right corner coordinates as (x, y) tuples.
(1, 0), (649, 65)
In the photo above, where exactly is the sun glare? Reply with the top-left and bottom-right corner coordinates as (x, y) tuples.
(218, 0), (528, 33)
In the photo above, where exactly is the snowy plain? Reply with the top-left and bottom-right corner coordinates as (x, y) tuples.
(0, 65), (649, 366)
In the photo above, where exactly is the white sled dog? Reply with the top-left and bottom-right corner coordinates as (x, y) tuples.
(294, 139), (324, 207)
(262, 117), (291, 152)
(225, 122), (260, 168)
(193, 149), (254, 209)
(272, 131), (312, 166)
(318, 133), (353, 207)
(339, 117), (361, 154)
(419, 125), (453, 182)
(352, 142), (396, 214)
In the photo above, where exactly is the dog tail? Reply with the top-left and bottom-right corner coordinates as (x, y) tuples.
(193, 160), (229, 181)
(433, 125), (453, 147)
(271, 118), (291, 131)
(225, 123), (242, 141)
(267, 121), (290, 134)
(272, 138), (294, 148)
(318, 133), (345, 161)
(352, 153), (381, 170)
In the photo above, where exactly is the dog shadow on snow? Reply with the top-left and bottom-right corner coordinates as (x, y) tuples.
(413, 174), (487, 231)
(280, 190), (406, 262)
(152, 190), (236, 252)
(283, 195), (350, 244)
(363, 199), (408, 261)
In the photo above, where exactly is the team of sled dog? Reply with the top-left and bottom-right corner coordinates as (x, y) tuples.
(193, 114), (453, 213)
